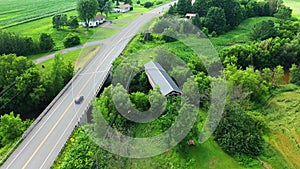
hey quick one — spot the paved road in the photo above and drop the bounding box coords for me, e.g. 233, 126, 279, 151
1, 2, 174, 169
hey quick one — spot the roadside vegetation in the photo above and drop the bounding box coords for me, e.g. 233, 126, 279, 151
53, 0, 300, 168
1, 0, 300, 168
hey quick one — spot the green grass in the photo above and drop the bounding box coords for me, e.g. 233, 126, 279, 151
112, 21, 129, 27
0, 0, 76, 29
37, 44, 102, 74
5, 10, 118, 51
210, 17, 277, 50
132, 6, 150, 13
284, 0, 300, 18
106, 12, 140, 21
261, 84, 300, 169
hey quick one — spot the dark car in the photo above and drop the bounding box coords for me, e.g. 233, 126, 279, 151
74, 96, 84, 104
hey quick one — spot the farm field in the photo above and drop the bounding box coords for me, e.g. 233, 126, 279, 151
0, 0, 77, 29
5, 10, 119, 50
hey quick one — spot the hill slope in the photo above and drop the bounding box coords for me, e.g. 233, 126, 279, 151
263, 85, 300, 169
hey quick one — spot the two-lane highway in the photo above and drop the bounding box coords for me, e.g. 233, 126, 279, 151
1, 2, 174, 169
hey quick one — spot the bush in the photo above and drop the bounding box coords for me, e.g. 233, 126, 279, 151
144, 1, 153, 8
63, 33, 80, 48
211, 31, 217, 37
155, 1, 163, 5
39, 33, 55, 51
137, 0, 140, 4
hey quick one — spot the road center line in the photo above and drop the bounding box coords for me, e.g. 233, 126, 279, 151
22, 20, 140, 169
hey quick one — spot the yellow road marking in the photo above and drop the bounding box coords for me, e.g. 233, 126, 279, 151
22, 102, 73, 169
22, 20, 140, 169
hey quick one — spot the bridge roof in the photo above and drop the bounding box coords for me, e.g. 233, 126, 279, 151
144, 61, 181, 96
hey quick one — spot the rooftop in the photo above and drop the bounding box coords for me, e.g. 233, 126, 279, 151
144, 61, 181, 96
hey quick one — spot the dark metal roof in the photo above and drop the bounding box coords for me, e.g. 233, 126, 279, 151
144, 61, 181, 96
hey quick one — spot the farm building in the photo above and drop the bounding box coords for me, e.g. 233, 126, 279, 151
113, 4, 131, 13
144, 61, 181, 96
82, 14, 106, 27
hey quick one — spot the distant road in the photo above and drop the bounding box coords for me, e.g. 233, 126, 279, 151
1, 2, 174, 169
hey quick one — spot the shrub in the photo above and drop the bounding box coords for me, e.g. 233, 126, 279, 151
144, 1, 153, 8
137, 0, 140, 4
39, 33, 55, 51
63, 33, 80, 48
155, 1, 163, 5
211, 31, 217, 37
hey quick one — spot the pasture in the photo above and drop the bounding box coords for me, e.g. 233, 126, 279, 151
0, 0, 76, 29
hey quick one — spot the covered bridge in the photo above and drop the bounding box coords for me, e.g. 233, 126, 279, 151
144, 61, 181, 96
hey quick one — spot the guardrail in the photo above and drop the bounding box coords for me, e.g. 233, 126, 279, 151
22, 66, 86, 139
78, 65, 112, 125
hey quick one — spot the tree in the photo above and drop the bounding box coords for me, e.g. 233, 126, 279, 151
103, 1, 112, 17
68, 16, 79, 29
52, 14, 68, 30
98, 0, 108, 14
192, 0, 212, 17
144, 2, 153, 8
129, 92, 150, 111
214, 102, 265, 156
289, 64, 300, 85
250, 20, 277, 41
0, 54, 47, 116
267, 0, 283, 15
0, 112, 27, 146
0, 31, 38, 56
274, 5, 292, 24
63, 33, 80, 48
167, 5, 176, 15
273, 65, 284, 86
39, 33, 55, 51
176, 0, 186, 15
224, 65, 269, 102
211, 0, 244, 28
204, 7, 226, 34
77, 0, 99, 29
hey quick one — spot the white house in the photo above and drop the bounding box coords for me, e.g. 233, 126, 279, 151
113, 4, 131, 13
82, 14, 106, 27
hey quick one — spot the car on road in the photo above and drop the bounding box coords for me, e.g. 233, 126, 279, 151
74, 96, 84, 104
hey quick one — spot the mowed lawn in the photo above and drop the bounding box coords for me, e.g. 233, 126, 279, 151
284, 0, 300, 18
0, 0, 77, 29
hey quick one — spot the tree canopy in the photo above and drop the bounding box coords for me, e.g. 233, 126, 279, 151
77, 0, 99, 28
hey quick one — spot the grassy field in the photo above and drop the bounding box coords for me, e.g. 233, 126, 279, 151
262, 84, 300, 169
5, 10, 118, 50
284, 0, 300, 18
0, 0, 76, 29
210, 17, 277, 50
37, 44, 102, 74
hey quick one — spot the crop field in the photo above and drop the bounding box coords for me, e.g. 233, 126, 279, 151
0, 0, 77, 29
